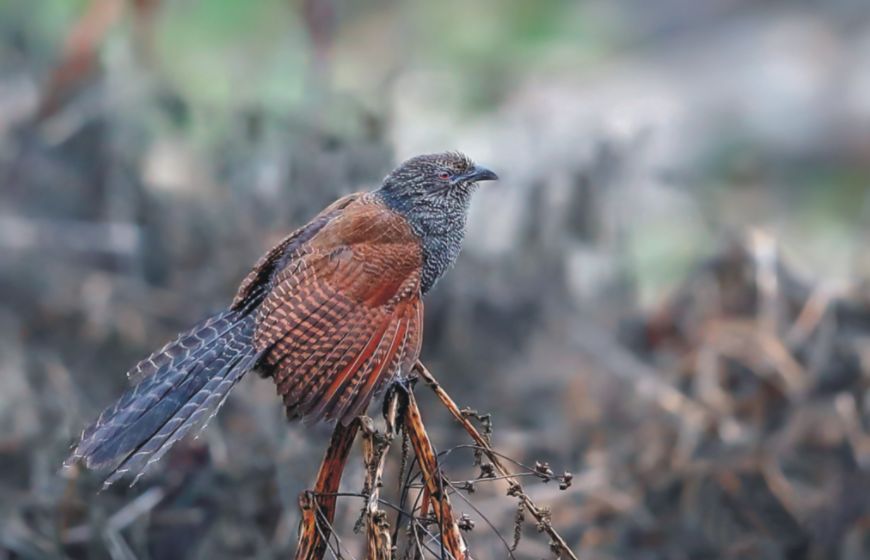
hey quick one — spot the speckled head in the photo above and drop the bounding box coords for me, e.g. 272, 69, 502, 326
377, 151, 499, 293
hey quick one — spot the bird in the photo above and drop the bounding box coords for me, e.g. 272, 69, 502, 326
65, 151, 498, 487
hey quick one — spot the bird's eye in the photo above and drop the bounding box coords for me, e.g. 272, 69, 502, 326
437, 171, 451, 181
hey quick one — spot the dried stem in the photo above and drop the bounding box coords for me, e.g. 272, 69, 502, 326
399, 384, 468, 560
414, 361, 579, 560
359, 391, 399, 559
295, 363, 572, 559
295, 419, 360, 560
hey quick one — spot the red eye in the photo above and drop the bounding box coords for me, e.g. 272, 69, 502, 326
438, 171, 450, 180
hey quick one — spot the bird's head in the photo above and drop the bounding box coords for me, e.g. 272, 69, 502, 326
378, 151, 498, 214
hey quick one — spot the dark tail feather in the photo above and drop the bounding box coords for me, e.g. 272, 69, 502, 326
74, 310, 244, 454
126, 310, 242, 384
66, 310, 261, 487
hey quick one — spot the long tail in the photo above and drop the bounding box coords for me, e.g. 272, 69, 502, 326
65, 309, 261, 488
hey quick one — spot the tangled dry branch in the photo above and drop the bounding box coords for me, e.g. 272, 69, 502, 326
293, 362, 578, 559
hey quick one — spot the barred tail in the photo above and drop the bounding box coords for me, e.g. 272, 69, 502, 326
65, 310, 261, 488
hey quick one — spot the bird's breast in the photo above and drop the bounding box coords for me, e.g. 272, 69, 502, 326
374, 188, 471, 294
419, 227, 465, 293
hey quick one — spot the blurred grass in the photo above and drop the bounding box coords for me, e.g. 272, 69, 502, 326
154, 0, 306, 108
1, 0, 870, 557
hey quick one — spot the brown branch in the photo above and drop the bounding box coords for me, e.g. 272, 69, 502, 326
37, 0, 124, 120
419, 486, 431, 520
295, 419, 360, 560
400, 384, 468, 560
295, 367, 574, 558
359, 392, 399, 559
414, 361, 579, 560
785, 284, 835, 347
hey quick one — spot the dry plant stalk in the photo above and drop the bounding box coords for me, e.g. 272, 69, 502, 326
401, 386, 469, 559
295, 419, 360, 560
359, 393, 399, 559
295, 363, 575, 559
414, 361, 579, 560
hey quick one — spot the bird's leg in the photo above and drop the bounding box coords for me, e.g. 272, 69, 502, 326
413, 360, 579, 560
381, 381, 409, 432
295, 418, 360, 560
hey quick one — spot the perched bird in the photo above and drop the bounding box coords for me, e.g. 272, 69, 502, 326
66, 151, 498, 486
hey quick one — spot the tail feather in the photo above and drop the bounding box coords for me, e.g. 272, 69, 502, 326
85, 356, 215, 468
75, 311, 247, 455
126, 310, 239, 384
66, 310, 259, 487
103, 349, 258, 488
74, 337, 220, 465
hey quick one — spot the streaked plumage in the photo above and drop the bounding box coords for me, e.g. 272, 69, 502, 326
65, 151, 498, 486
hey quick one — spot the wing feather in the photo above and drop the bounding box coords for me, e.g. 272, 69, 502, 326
342, 302, 412, 424
253, 195, 424, 423
306, 313, 397, 421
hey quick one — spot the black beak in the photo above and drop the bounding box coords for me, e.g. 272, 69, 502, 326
464, 164, 499, 183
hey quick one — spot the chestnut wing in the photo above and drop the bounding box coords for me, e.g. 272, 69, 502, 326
252, 197, 424, 424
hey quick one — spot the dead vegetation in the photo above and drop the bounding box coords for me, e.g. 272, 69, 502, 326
295, 364, 577, 559
2, 2, 870, 558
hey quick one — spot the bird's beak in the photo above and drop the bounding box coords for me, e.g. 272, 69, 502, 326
463, 164, 499, 183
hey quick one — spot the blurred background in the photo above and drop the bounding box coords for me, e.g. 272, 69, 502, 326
1, 0, 870, 558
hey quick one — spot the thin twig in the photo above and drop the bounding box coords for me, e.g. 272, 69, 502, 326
415, 361, 579, 560
444, 478, 518, 559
